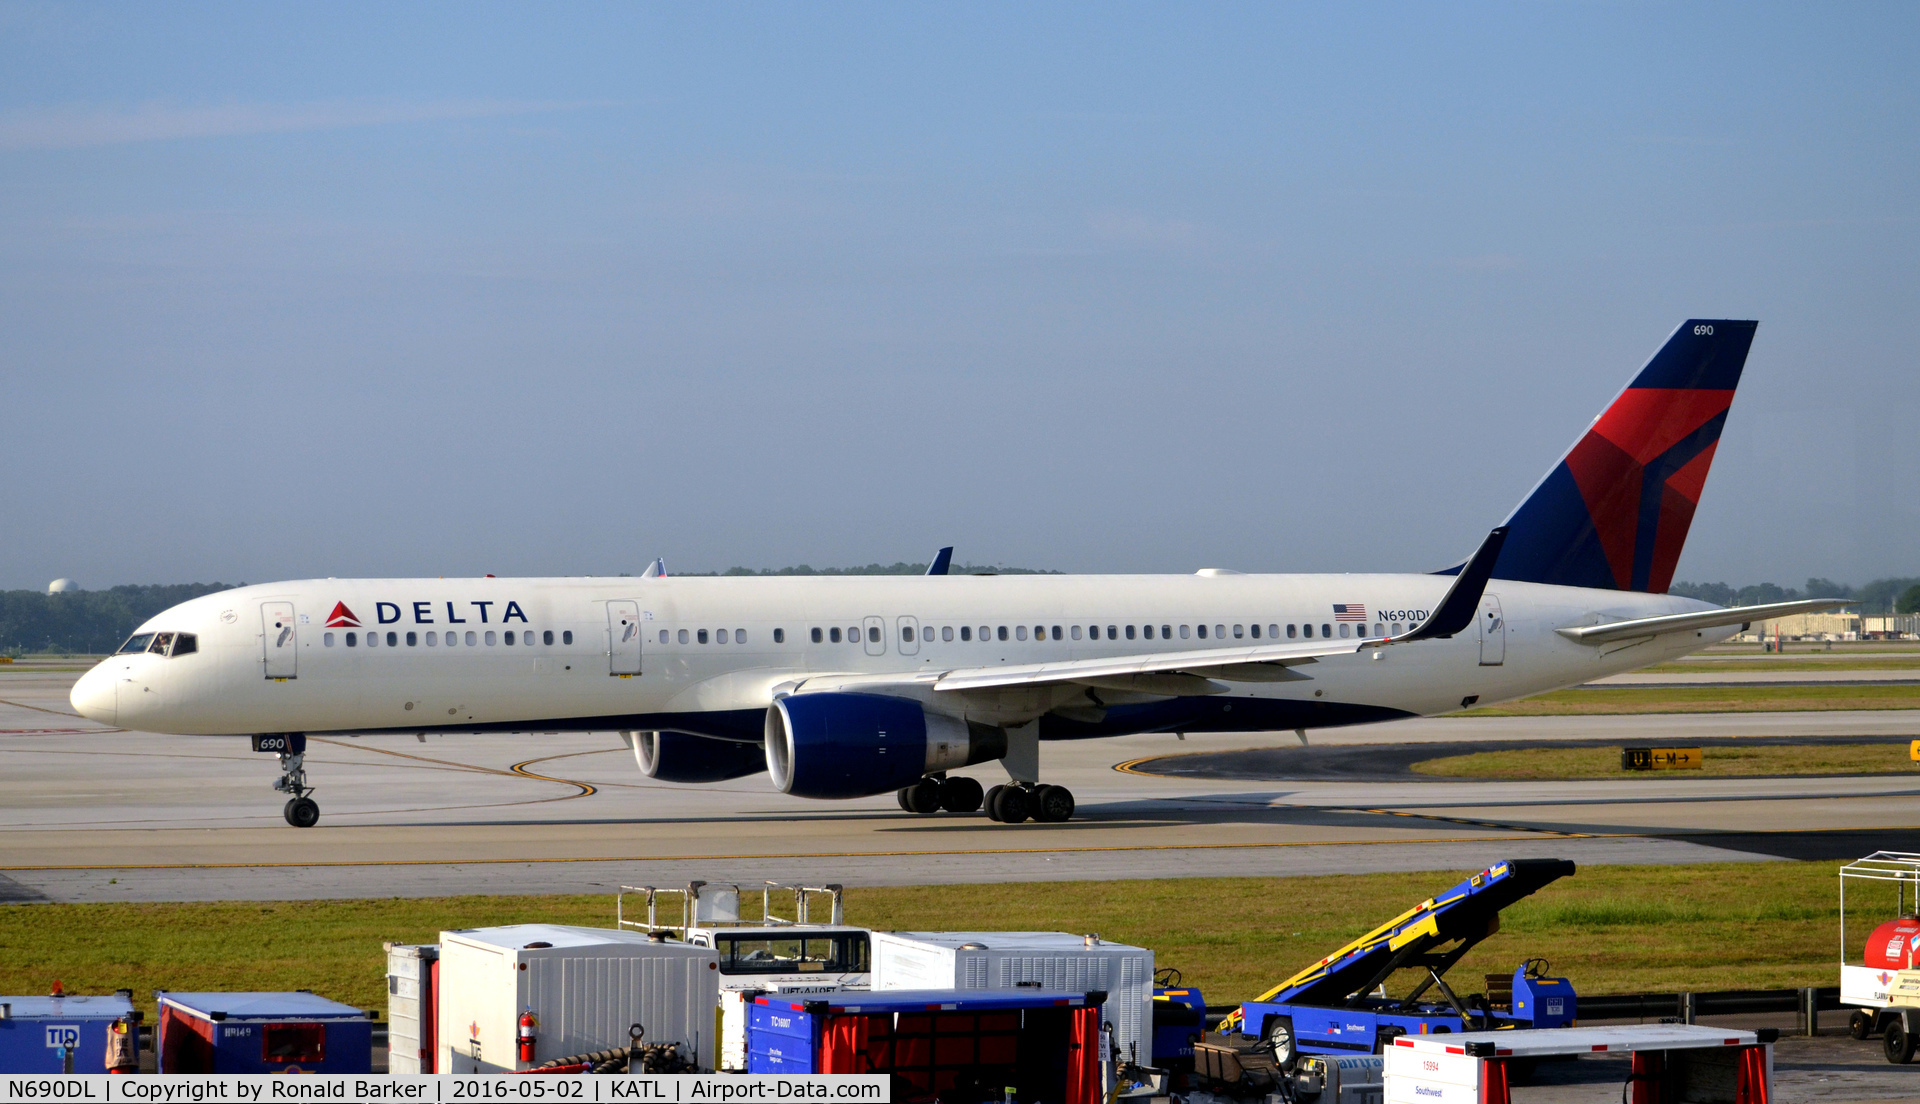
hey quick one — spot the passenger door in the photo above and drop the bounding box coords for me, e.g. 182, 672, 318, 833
607, 600, 643, 676
1478, 594, 1506, 666
261, 601, 297, 679
862, 615, 886, 657
897, 615, 920, 656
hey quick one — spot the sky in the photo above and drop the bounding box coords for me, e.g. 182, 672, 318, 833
1, 3, 1915, 590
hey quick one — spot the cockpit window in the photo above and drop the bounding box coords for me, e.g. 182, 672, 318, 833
120, 632, 198, 657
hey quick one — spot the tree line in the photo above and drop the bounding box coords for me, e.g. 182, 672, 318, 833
1670, 577, 1920, 615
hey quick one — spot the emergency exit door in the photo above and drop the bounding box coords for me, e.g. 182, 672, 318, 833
1478, 595, 1506, 666
607, 601, 643, 675
261, 601, 297, 679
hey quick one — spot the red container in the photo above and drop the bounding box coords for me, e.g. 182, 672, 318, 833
1864, 918, 1920, 968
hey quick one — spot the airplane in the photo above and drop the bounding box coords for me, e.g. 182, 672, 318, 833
70, 319, 1848, 828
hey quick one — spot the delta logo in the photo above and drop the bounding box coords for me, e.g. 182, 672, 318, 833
326, 602, 362, 628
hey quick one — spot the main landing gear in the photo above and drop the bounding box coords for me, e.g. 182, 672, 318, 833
895, 776, 1076, 823
252, 734, 319, 827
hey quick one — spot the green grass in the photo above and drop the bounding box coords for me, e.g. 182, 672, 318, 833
1456, 683, 1920, 716
1411, 743, 1918, 780
0, 863, 1873, 1017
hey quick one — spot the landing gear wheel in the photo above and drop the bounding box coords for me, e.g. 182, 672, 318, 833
1851, 1010, 1875, 1040
284, 797, 320, 828
940, 776, 984, 814
1031, 785, 1075, 823
1887, 1020, 1917, 1064
992, 785, 1033, 824
983, 785, 1007, 822
901, 778, 943, 815
1263, 1015, 1298, 1073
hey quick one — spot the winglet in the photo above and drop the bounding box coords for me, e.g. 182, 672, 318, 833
641, 558, 666, 579
926, 547, 954, 576
1400, 527, 1508, 642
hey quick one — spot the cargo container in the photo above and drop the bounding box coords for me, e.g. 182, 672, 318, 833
745, 986, 1104, 1103
155, 991, 372, 1074
870, 931, 1152, 1066
0, 992, 137, 1074
384, 943, 439, 1074
438, 924, 719, 1073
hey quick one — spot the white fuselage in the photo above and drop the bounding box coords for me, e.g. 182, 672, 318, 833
71, 573, 1728, 741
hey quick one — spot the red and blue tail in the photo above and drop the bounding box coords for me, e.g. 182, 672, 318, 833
1490, 319, 1757, 594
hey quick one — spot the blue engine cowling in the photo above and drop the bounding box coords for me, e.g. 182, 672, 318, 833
765, 692, 1004, 799
633, 729, 768, 783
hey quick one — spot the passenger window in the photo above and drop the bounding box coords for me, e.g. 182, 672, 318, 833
1070, 625, 1082, 640
811, 628, 823, 643
1233, 625, 1244, 639
1125, 625, 1136, 640
471, 631, 481, 645
345, 632, 357, 648
367, 632, 378, 648
324, 632, 335, 647
718, 629, 729, 644
544, 630, 555, 645
698, 629, 710, 644
407, 632, 418, 647
485, 631, 496, 645
1322, 624, 1332, 637
774, 628, 786, 644
1270, 624, 1280, 638
562, 630, 572, 645
901, 626, 913, 643
829, 627, 841, 643
1249, 624, 1259, 639
1374, 623, 1384, 637
1215, 624, 1226, 639
1162, 625, 1172, 639
1016, 626, 1028, 641
504, 631, 514, 645
867, 626, 880, 644
1142, 625, 1153, 640
679, 629, 691, 644
1197, 625, 1207, 639
430, 631, 442, 646
1107, 625, 1118, 640
1339, 624, 1350, 638
1288, 625, 1298, 639
923, 626, 934, 642
1180, 625, 1190, 639
659, 630, 669, 644
941, 626, 953, 642
961, 626, 972, 641
736, 629, 747, 643
998, 626, 1009, 641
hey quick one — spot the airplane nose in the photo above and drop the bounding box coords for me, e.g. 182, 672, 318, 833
70, 666, 117, 725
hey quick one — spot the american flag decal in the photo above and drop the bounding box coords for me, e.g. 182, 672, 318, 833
1333, 604, 1367, 621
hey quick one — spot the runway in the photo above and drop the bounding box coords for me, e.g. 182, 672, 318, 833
4, 665, 1920, 903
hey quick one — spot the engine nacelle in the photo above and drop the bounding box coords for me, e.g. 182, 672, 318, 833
765, 693, 1006, 799
630, 729, 767, 783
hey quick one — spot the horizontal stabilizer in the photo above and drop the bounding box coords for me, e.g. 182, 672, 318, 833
1554, 598, 1854, 645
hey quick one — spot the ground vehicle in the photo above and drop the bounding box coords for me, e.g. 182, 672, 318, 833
1225, 859, 1578, 1067
1836, 851, 1920, 1062
1150, 971, 1208, 1070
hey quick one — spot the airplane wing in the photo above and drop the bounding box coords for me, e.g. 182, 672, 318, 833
799, 528, 1514, 696
1554, 598, 1854, 645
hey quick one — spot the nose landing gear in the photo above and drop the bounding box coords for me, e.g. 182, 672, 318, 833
252, 734, 319, 828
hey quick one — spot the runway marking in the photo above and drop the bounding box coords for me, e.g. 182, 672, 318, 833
1318, 805, 1593, 837
0, 832, 1571, 872
0, 698, 103, 721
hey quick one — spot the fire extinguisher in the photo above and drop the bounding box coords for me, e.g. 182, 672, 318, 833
517, 1009, 538, 1065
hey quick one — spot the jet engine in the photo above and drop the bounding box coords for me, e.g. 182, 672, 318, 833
765, 692, 1006, 799
630, 729, 767, 783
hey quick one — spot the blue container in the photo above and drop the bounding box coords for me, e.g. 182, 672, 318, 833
0, 993, 137, 1074
746, 988, 1095, 1076
156, 992, 372, 1074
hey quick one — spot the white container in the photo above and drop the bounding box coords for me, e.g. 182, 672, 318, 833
684, 924, 871, 1072
437, 924, 718, 1073
870, 931, 1153, 1065
384, 943, 439, 1075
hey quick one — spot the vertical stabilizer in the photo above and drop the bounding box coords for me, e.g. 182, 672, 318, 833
1491, 319, 1756, 593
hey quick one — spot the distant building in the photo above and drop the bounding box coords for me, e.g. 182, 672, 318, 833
1737, 611, 1864, 642
1864, 615, 1920, 640
47, 578, 78, 594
